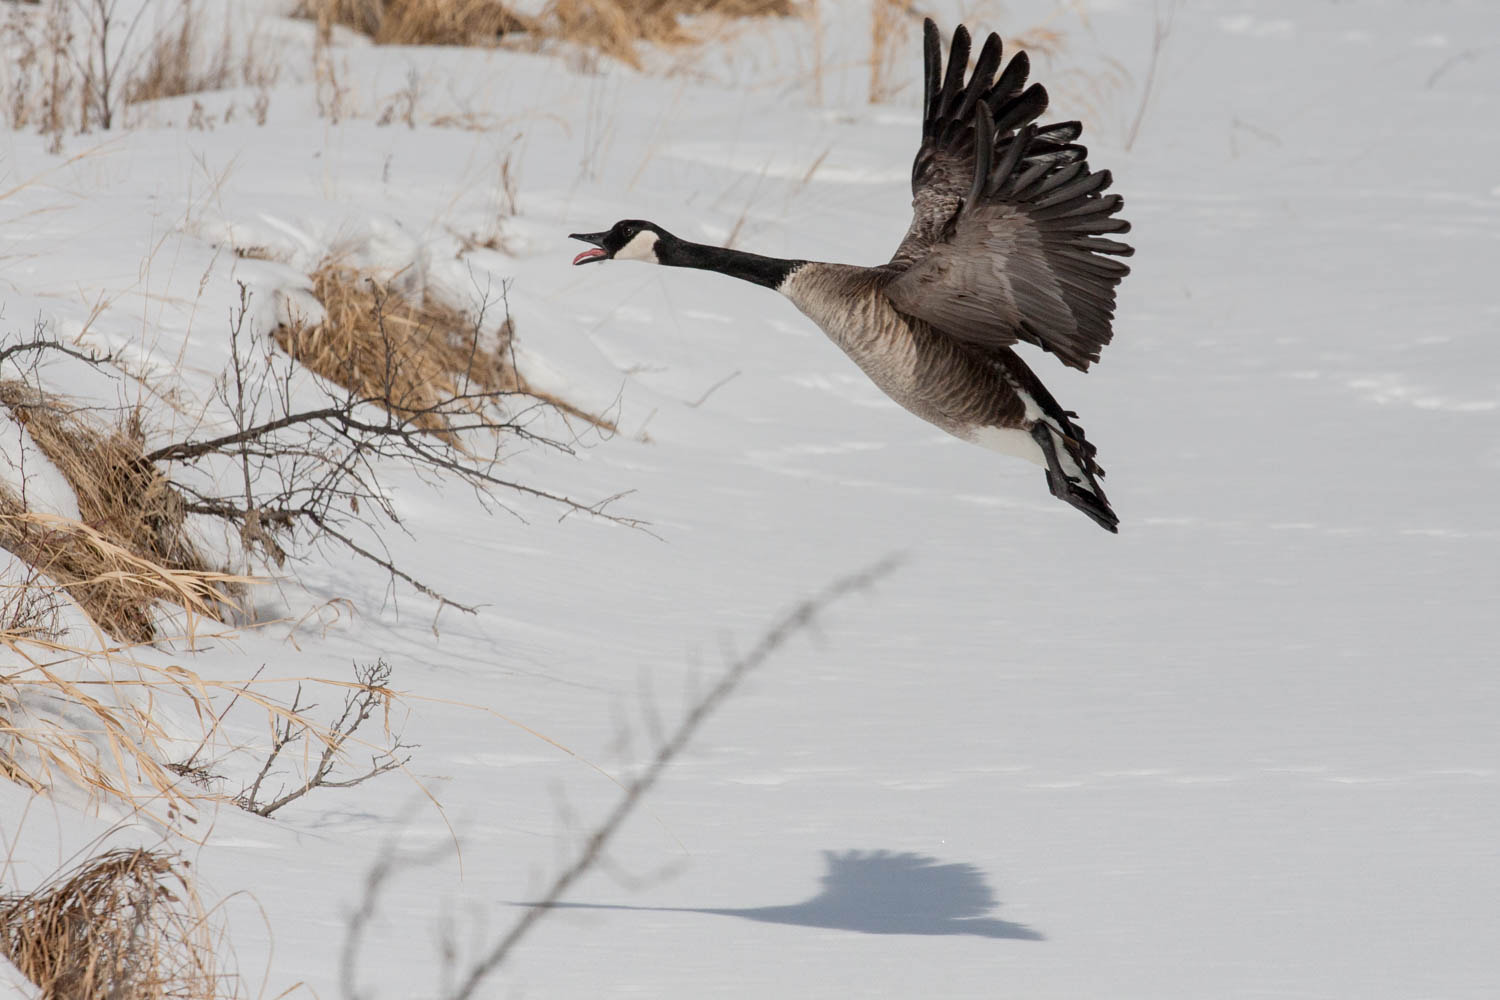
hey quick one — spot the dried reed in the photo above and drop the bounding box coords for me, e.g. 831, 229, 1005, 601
545, 0, 795, 68
301, 0, 534, 45
0, 382, 236, 642
0, 848, 227, 999
121, 0, 274, 108
297, 0, 794, 67
867, 0, 917, 104
0, 585, 408, 819
275, 262, 613, 437
274, 263, 519, 443
0, 509, 245, 647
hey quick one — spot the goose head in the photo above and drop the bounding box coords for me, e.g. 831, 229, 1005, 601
569, 220, 672, 265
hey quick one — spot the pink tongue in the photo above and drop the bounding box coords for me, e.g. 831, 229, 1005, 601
572, 248, 605, 264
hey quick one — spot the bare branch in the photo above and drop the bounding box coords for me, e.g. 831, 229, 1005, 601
312, 520, 478, 616
237, 659, 414, 817
444, 556, 903, 999
0, 329, 116, 372
1124, 0, 1179, 152
141, 280, 644, 610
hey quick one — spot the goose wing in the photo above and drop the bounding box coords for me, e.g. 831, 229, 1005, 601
886, 20, 1132, 372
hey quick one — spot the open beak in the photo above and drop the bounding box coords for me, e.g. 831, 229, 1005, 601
569, 231, 609, 265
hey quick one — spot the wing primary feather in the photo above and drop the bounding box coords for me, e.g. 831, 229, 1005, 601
950, 34, 1003, 136
1031, 193, 1123, 222
983, 50, 1031, 108
1026, 161, 1087, 200
1051, 272, 1119, 307
1033, 121, 1083, 144
985, 123, 1034, 198
991, 82, 1049, 135
1066, 216, 1132, 235
967, 104, 996, 210
1007, 157, 1052, 199
922, 19, 942, 136
1031, 146, 1088, 169
1028, 168, 1102, 206
938, 25, 973, 120
1055, 250, 1132, 276
1067, 236, 1135, 256
1031, 169, 1113, 210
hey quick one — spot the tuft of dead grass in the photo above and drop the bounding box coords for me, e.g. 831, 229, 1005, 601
125, 2, 226, 107
543, 0, 795, 68
0, 528, 250, 809
0, 587, 410, 821
275, 262, 614, 438
302, 0, 535, 45
867, 0, 919, 104
298, 0, 794, 68
0, 510, 246, 647
0, 382, 236, 643
0, 847, 227, 999
276, 263, 518, 442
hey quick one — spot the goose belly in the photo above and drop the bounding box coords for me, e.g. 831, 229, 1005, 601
780, 266, 1043, 461
858, 350, 1048, 469
784, 279, 934, 418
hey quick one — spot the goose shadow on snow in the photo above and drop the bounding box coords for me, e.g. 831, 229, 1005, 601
512, 849, 1044, 940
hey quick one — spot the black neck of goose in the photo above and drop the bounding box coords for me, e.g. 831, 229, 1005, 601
656, 238, 803, 290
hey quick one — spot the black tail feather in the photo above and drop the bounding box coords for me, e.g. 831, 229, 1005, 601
1030, 424, 1119, 533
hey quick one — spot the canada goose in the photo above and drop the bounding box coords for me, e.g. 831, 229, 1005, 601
570, 19, 1132, 532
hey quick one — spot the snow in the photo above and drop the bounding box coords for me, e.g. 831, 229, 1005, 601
2, 1, 1498, 998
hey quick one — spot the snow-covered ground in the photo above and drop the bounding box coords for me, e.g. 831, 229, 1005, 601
2, 0, 1498, 997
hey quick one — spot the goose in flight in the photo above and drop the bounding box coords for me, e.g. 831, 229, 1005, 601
570, 19, 1132, 531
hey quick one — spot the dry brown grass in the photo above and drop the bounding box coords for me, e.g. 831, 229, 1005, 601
298, 0, 794, 68
0, 578, 409, 821
1, 0, 79, 149
0, 509, 245, 647
0, 848, 228, 999
0, 382, 238, 643
0, 515, 250, 811
275, 262, 614, 437
543, 0, 794, 68
867, 0, 919, 104
275, 264, 520, 443
304, 0, 534, 46
123, 1, 280, 114
0, 562, 228, 809
126, 3, 220, 106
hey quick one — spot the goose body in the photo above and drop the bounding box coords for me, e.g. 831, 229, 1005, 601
571, 19, 1132, 532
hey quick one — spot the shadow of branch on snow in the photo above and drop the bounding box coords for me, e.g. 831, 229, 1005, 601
512, 849, 1043, 940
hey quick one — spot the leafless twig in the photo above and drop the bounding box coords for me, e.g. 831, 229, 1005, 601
1425, 47, 1482, 90
145, 282, 644, 612
1124, 0, 1179, 152
442, 556, 903, 999
0, 322, 116, 372
236, 658, 413, 817
685, 370, 740, 408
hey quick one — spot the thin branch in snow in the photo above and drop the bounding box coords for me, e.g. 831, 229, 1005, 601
1124, 0, 1179, 152
439, 555, 903, 1000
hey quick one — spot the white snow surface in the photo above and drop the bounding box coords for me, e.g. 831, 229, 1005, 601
2, 1, 1498, 997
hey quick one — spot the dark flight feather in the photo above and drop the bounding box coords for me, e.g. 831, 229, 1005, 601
885, 19, 1134, 372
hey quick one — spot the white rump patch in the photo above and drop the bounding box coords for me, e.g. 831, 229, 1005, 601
969, 424, 1092, 488
615, 230, 660, 262
969, 425, 1046, 466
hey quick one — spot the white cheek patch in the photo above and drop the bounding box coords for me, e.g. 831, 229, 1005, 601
614, 231, 660, 262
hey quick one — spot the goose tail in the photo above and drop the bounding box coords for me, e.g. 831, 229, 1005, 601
1029, 422, 1118, 533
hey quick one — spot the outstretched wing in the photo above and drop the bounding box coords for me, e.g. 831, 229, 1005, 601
889, 20, 1080, 269
886, 20, 1132, 372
